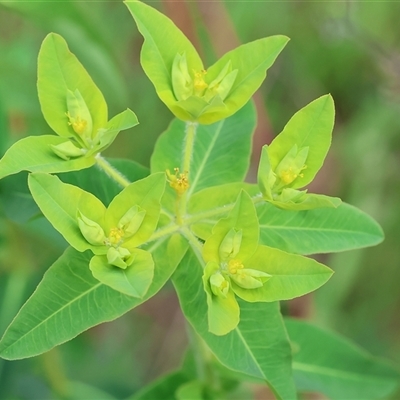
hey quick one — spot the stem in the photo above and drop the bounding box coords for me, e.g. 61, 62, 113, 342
95, 154, 131, 188
181, 226, 204, 263
41, 348, 69, 400
182, 122, 198, 174
176, 122, 198, 225
148, 223, 180, 242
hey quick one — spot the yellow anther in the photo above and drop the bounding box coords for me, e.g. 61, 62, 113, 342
193, 70, 208, 93
166, 167, 190, 195
279, 165, 306, 185
228, 259, 244, 275
108, 227, 125, 246
66, 111, 88, 135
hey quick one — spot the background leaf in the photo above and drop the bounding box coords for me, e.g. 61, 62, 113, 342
172, 249, 296, 400
257, 202, 384, 255
286, 318, 400, 399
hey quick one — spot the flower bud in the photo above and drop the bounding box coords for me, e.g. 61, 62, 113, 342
171, 53, 193, 101
66, 89, 93, 139
230, 268, 271, 289
275, 145, 309, 187
209, 272, 230, 298
206, 60, 238, 101
50, 141, 85, 160
106, 246, 132, 269
77, 211, 106, 246
219, 228, 242, 261
118, 205, 146, 237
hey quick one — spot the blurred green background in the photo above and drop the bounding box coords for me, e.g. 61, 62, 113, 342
0, 1, 399, 398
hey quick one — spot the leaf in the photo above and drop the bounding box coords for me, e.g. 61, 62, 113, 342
0, 236, 180, 360
188, 183, 259, 240
151, 101, 255, 211
28, 172, 107, 253
267, 95, 335, 188
201, 35, 289, 124
285, 318, 400, 400
0, 135, 95, 180
203, 191, 259, 264
60, 158, 149, 206
90, 248, 154, 297
172, 249, 296, 400
94, 108, 139, 154
257, 202, 384, 255
124, 0, 202, 122
231, 245, 333, 302
38, 33, 108, 138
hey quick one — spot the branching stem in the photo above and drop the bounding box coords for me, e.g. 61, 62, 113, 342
95, 154, 131, 188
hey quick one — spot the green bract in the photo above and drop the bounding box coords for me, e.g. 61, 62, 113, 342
0, 33, 138, 179
28, 172, 166, 297
258, 95, 341, 210
124, 0, 288, 124
202, 191, 333, 335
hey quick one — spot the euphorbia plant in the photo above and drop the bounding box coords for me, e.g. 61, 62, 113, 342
0, 1, 397, 399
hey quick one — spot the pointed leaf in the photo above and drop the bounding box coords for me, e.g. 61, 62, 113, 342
200, 35, 289, 124
172, 249, 296, 400
268, 95, 335, 188
0, 135, 95, 179
38, 33, 107, 138
286, 319, 400, 400
28, 172, 107, 253
258, 202, 384, 255
0, 236, 181, 360
124, 0, 202, 122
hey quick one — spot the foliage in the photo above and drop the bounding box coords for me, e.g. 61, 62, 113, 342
0, 1, 398, 399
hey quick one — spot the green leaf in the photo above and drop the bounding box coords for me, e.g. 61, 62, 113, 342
124, 0, 202, 122
231, 245, 333, 302
93, 108, 139, 154
172, 249, 296, 400
90, 248, 154, 297
38, 33, 107, 138
0, 135, 95, 180
28, 172, 107, 253
202, 35, 289, 124
176, 380, 204, 400
188, 183, 259, 240
286, 319, 400, 400
60, 158, 149, 206
257, 202, 384, 255
151, 101, 255, 211
0, 236, 180, 360
203, 191, 259, 264
268, 95, 335, 188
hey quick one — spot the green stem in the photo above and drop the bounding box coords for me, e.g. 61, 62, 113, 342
181, 226, 204, 263
176, 122, 198, 225
148, 223, 180, 242
41, 348, 69, 400
95, 154, 131, 188
182, 122, 198, 174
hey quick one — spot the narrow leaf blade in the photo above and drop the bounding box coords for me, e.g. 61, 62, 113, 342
258, 202, 384, 255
